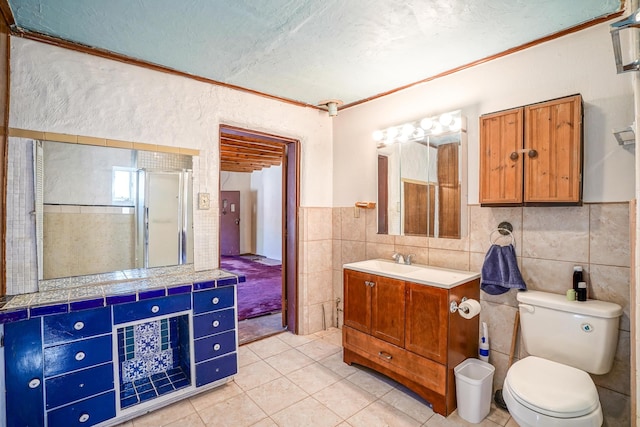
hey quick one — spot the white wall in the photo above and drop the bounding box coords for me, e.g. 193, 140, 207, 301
10, 37, 333, 272
333, 21, 635, 206
252, 165, 283, 260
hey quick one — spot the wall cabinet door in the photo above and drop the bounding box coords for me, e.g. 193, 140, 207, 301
370, 275, 405, 347
479, 107, 523, 205
479, 95, 582, 205
524, 95, 582, 203
405, 282, 449, 364
343, 270, 373, 334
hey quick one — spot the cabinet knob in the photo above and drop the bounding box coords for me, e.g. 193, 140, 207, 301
75, 351, 86, 361
509, 151, 519, 161
28, 378, 41, 389
151, 305, 160, 313
212, 297, 220, 305
213, 343, 221, 351
73, 321, 85, 331
212, 320, 220, 328
527, 149, 538, 158
78, 413, 90, 423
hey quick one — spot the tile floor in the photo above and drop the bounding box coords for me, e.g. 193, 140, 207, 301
116, 328, 517, 427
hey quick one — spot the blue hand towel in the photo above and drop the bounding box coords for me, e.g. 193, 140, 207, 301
481, 244, 526, 295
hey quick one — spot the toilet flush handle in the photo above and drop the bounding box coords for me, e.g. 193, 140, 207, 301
519, 304, 535, 314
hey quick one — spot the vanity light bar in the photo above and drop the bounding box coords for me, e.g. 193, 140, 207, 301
372, 110, 464, 146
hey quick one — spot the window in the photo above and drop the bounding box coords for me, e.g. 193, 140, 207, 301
113, 167, 136, 205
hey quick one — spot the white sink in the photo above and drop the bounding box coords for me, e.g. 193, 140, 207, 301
343, 259, 480, 289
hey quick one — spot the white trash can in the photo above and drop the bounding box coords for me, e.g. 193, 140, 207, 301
454, 358, 495, 423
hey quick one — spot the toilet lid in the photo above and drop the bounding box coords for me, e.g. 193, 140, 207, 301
505, 357, 600, 418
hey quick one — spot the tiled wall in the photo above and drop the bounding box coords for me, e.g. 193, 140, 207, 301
138, 151, 193, 170
330, 202, 631, 426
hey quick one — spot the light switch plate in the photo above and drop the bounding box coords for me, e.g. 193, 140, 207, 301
198, 192, 210, 210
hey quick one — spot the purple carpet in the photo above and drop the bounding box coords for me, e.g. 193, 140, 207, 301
220, 256, 282, 321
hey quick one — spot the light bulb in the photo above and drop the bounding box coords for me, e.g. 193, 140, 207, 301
432, 124, 443, 135
413, 128, 425, 139
402, 123, 415, 137
372, 130, 384, 141
420, 117, 433, 130
386, 127, 398, 138
451, 117, 462, 131
439, 113, 453, 126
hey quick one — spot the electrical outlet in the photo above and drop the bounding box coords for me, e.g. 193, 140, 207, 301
198, 192, 210, 210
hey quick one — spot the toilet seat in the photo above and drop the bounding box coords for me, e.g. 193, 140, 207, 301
505, 356, 600, 418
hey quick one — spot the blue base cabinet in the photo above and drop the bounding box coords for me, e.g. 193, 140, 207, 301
3, 285, 238, 427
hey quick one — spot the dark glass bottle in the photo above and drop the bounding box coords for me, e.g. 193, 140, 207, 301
573, 266, 583, 291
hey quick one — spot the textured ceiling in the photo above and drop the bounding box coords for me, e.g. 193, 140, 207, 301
6, 0, 622, 107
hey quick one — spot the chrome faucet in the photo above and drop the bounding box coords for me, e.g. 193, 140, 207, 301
392, 252, 416, 265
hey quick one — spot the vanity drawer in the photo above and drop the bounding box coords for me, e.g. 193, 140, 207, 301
113, 293, 191, 324
46, 363, 114, 409
47, 390, 115, 427
193, 286, 235, 314
44, 335, 113, 378
194, 330, 236, 363
193, 308, 235, 338
43, 307, 112, 345
195, 352, 237, 387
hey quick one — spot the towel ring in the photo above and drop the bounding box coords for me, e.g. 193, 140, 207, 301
489, 228, 515, 247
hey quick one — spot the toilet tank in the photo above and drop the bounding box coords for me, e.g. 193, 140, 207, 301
517, 290, 622, 375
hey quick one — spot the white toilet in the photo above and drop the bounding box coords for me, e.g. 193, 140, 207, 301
503, 290, 622, 427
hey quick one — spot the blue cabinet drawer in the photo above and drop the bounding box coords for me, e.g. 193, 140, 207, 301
44, 307, 112, 345
113, 294, 191, 324
193, 286, 235, 314
194, 330, 236, 363
5, 318, 45, 427
195, 352, 238, 387
44, 335, 112, 377
193, 308, 235, 339
47, 390, 116, 427
46, 363, 114, 409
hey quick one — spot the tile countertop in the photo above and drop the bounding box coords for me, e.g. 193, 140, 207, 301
0, 264, 245, 324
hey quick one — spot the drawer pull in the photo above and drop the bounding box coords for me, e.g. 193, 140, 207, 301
212, 320, 220, 328
78, 413, 90, 423
378, 351, 392, 361
151, 305, 160, 313
75, 351, 86, 361
28, 378, 41, 389
212, 297, 220, 305
73, 321, 85, 330
213, 343, 221, 351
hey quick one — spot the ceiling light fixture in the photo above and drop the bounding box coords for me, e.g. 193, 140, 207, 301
318, 99, 343, 117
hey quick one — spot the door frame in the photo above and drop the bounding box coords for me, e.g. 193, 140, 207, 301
218, 125, 300, 333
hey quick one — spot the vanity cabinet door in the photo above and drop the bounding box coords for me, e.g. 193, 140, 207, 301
343, 270, 373, 334
405, 282, 449, 364
370, 275, 405, 347
4, 318, 45, 427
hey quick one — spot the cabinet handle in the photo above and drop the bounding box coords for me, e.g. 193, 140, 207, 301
151, 305, 160, 313
213, 343, 221, 351
78, 413, 90, 423
509, 151, 519, 161
75, 351, 86, 361
527, 149, 538, 158
369, 281, 376, 287
378, 351, 392, 361
28, 378, 41, 389
212, 320, 220, 328
73, 321, 85, 331
212, 297, 220, 305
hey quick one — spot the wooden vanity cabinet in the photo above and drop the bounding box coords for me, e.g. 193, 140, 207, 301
343, 269, 480, 416
480, 94, 583, 205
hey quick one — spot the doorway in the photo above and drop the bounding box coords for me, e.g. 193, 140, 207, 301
218, 126, 299, 344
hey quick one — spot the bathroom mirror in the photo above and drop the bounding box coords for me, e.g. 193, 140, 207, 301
376, 111, 467, 238
36, 140, 194, 280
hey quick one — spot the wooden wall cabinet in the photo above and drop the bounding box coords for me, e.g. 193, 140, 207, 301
480, 94, 583, 205
343, 269, 479, 416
